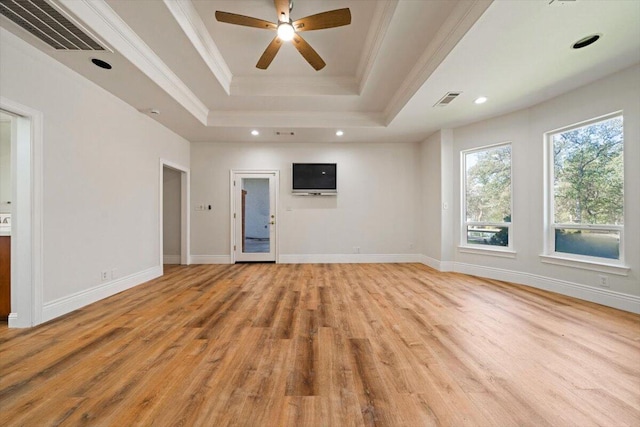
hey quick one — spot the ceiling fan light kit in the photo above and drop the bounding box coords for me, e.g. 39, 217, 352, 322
277, 22, 295, 41
215, 0, 351, 71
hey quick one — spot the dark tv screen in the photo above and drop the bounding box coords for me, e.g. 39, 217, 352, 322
292, 163, 337, 192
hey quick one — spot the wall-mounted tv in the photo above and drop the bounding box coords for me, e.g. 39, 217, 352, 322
292, 163, 337, 194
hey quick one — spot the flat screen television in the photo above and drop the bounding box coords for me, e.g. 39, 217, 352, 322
292, 163, 337, 194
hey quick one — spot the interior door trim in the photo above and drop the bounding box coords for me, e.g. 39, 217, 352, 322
159, 159, 190, 269
229, 170, 279, 264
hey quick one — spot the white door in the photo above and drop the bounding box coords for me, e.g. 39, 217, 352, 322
233, 172, 278, 262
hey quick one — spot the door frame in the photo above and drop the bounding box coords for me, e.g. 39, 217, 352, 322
1, 97, 44, 328
229, 170, 279, 264
159, 159, 190, 270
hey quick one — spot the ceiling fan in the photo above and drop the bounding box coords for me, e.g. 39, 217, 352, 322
215, 0, 351, 71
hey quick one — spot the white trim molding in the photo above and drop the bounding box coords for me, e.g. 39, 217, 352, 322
163, 255, 181, 265
418, 255, 454, 272
230, 76, 358, 97
57, 0, 209, 125
458, 246, 517, 258
539, 254, 629, 276
1, 96, 44, 328
384, 0, 492, 124
163, 0, 395, 98
42, 266, 162, 323
453, 262, 639, 314
190, 255, 232, 264
207, 110, 385, 129
280, 254, 424, 264
162, 0, 232, 94
160, 159, 191, 268
230, 170, 280, 264
356, 1, 399, 94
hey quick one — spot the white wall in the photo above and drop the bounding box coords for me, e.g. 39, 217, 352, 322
163, 167, 181, 261
0, 29, 190, 320
449, 64, 640, 308
190, 142, 422, 262
420, 129, 455, 271
440, 129, 454, 266
421, 131, 442, 262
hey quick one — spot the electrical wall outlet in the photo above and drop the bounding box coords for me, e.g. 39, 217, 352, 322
101, 271, 108, 281
598, 275, 608, 287
598, 275, 609, 288
353, 247, 360, 254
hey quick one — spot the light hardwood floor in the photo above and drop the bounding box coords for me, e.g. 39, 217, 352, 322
1, 263, 639, 426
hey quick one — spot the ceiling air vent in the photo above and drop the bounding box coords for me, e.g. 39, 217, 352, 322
0, 0, 105, 50
275, 131, 295, 136
434, 91, 462, 107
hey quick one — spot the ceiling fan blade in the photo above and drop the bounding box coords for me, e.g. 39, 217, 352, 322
215, 11, 277, 30
274, 0, 290, 22
256, 36, 283, 69
292, 33, 326, 71
293, 8, 351, 32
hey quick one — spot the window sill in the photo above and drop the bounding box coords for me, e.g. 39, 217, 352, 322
539, 254, 630, 276
458, 246, 517, 258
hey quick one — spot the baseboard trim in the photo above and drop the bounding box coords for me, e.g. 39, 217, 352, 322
453, 262, 640, 314
190, 255, 231, 264
416, 255, 455, 272
42, 266, 163, 323
440, 261, 455, 272
163, 255, 181, 264
7, 312, 23, 328
279, 254, 423, 264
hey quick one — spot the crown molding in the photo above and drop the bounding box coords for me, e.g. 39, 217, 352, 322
230, 76, 358, 96
383, 0, 493, 125
165, 0, 363, 98
56, 0, 209, 125
355, 0, 398, 95
162, 0, 232, 95
207, 110, 384, 128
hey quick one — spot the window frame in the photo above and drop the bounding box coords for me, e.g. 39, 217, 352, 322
460, 142, 514, 254
543, 111, 626, 268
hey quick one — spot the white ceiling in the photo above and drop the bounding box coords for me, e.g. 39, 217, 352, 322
1, 0, 639, 144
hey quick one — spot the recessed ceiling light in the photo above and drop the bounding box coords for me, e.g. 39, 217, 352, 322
251, 130, 259, 136
572, 34, 600, 50
91, 58, 112, 69
474, 96, 488, 105
336, 130, 344, 136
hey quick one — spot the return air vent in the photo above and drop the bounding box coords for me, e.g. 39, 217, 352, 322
434, 91, 462, 107
0, 0, 105, 50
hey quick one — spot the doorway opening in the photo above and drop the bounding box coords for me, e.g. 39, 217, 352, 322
0, 98, 44, 328
163, 166, 182, 265
0, 110, 14, 325
231, 171, 279, 263
159, 160, 190, 270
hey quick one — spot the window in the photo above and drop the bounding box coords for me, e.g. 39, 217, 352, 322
462, 143, 512, 250
547, 113, 624, 262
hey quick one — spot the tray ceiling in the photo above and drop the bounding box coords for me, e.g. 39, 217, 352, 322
1, 0, 638, 143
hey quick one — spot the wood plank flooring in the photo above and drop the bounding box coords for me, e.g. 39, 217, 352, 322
0, 263, 639, 426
